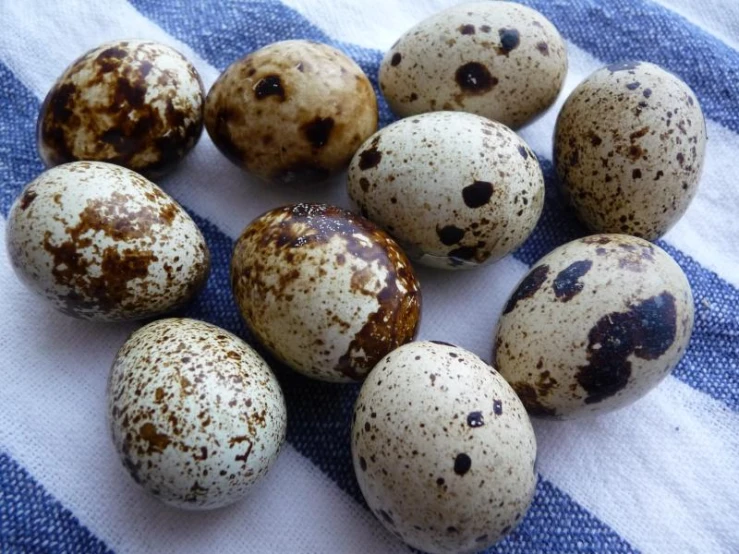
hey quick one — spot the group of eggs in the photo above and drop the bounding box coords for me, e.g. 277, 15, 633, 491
5, 2, 705, 553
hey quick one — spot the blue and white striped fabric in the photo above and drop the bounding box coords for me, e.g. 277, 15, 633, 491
1, 1, 737, 552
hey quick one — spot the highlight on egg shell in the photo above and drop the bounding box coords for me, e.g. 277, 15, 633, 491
37, 39, 205, 178
352, 341, 537, 554
5, 161, 210, 321
230, 203, 421, 382
494, 234, 694, 419
554, 61, 707, 240
108, 318, 287, 510
205, 40, 378, 185
347, 111, 544, 269
379, 1, 567, 129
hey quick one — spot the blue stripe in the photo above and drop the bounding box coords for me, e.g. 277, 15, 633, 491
127, 0, 739, 412
0, 451, 113, 554
521, 0, 739, 135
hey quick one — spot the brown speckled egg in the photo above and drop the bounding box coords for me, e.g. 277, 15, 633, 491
205, 40, 378, 184
379, 1, 567, 129
555, 61, 707, 240
37, 40, 205, 178
348, 112, 544, 269
494, 234, 694, 419
230, 203, 421, 382
108, 318, 287, 510
352, 341, 537, 554
5, 161, 210, 321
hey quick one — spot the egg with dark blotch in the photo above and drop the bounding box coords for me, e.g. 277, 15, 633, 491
108, 318, 287, 510
230, 203, 421, 382
5, 161, 210, 321
205, 40, 378, 185
348, 112, 544, 269
380, 1, 567, 129
555, 61, 707, 240
37, 40, 205, 178
494, 234, 694, 419
352, 341, 537, 554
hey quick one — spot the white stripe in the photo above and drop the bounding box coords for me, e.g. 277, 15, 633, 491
0, 217, 409, 554
282, 0, 739, 290
534, 377, 739, 553
652, 0, 739, 53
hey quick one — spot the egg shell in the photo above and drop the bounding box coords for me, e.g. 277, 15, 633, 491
108, 318, 287, 510
379, 1, 567, 129
37, 40, 204, 178
352, 341, 537, 554
204, 40, 378, 184
230, 203, 421, 382
494, 234, 694, 419
554, 61, 707, 240
348, 112, 544, 269
5, 161, 210, 321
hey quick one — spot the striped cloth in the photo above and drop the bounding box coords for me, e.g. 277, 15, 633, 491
0, 1, 737, 552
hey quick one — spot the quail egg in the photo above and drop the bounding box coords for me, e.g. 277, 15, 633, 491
494, 234, 694, 418
205, 40, 378, 184
554, 61, 707, 239
108, 318, 287, 509
5, 161, 210, 320
230, 203, 421, 382
379, 1, 567, 128
37, 40, 204, 178
348, 111, 544, 269
352, 340, 537, 553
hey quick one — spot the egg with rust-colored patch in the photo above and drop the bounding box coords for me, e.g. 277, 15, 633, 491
5, 161, 210, 321
108, 318, 287, 509
230, 203, 421, 382
352, 341, 537, 554
494, 234, 694, 419
555, 61, 707, 240
37, 40, 205, 178
380, 1, 567, 129
348, 112, 544, 269
204, 40, 378, 185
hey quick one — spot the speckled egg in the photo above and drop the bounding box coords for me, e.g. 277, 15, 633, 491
352, 341, 537, 554
231, 203, 421, 382
5, 161, 210, 321
379, 1, 567, 129
555, 61, 707, 240
205, 40, 378, 184
348, 112, 544, 269
494, 234, 694, 419
37, 40, 204, 178
108, 318, 287, 509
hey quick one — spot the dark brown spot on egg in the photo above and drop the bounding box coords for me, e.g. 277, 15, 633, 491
359, 177, 370, 192
301, 116, 335, 148
643, 88, 652, 98
467, 411, 484, 427
448, 246, 477, 266
536, 41, 550, 56
455, 63, 497, 94
577, 292, 677, 404
358, 146, 382, 170
553, 260, 592, 302
359, 456, 367, 471
493, 400, 503, 415
512, 382, 556, 417
503, 264, 549, 314
459, 24, 476, 35
390, 53, 402, 66
626, 82, 641, 90
19, 190, 37, 210
518, 145, 529, 159
254, 74, 285, 100
453, 453, 472, 475
139, 422, 170, 454
497, 28, 520, 54
436, 225, 465, 245
462, 181, 494, 208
